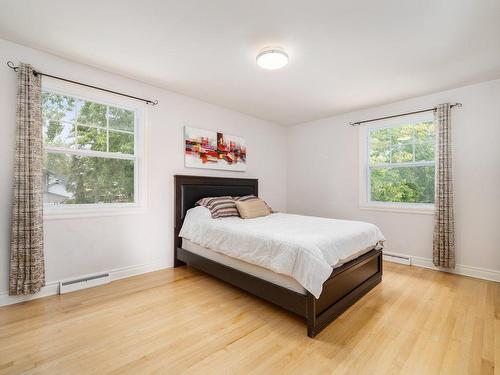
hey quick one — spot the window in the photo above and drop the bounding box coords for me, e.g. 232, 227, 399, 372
359, 113, 435, 212
42, 81, 145, 216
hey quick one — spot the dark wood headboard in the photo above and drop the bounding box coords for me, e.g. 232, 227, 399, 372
174, 175, 258, 266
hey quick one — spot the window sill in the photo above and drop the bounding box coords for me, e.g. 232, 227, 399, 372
359, 203, 435, 215
44, 205, 148, 220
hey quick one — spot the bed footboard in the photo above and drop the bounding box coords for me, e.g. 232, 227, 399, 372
306, 249, 383, 337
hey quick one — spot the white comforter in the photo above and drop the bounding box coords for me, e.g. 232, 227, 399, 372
179, 207, 385, 298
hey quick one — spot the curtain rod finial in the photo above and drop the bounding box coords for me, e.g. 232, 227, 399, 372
7, 61, 18, 71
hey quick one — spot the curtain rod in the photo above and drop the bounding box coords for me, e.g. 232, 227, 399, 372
349, 102, 462, 126
6, 61, 158, 106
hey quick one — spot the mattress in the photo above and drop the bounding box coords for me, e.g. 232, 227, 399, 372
182, 238, 307, 295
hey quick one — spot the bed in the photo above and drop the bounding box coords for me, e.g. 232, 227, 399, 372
174, 175, 383, 337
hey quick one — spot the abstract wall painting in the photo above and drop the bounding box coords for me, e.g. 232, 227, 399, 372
184, 126, 247, 171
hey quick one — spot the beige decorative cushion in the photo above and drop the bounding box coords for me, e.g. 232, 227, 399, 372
234, 195, 274, 213
235, 198, 271, 219
233, 195, 258, 202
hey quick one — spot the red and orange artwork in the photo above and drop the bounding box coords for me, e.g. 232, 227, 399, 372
184, 127, 246, 171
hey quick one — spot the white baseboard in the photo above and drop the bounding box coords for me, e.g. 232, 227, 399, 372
384, 252, 500, 283
409, 256, 500, 283
109, 261, 168, 282
0, 260, 169, 307
0, 282, 60, 307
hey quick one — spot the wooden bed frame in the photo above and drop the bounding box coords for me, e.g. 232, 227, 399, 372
174, 175, 383, 337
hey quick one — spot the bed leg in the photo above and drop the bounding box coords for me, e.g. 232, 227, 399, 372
174, 246, 186, 268
174, 258, 186, 268
306, 293, 317, 338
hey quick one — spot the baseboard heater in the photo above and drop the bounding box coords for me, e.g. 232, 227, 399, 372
383, 252, 411, 266
59, 273, 110, 294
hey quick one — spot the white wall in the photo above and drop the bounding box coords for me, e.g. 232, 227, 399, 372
287, 79, 500, 272
0, 38, 287, 295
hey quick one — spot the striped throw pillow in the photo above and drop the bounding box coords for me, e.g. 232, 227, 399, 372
196, 196, 239, 219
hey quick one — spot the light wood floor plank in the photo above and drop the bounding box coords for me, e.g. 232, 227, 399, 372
0, 262, 498, 374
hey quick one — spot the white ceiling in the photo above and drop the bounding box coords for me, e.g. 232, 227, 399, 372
1, 0, 499, 125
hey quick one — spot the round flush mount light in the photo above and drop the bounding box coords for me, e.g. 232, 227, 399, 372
256, 47, 289, 70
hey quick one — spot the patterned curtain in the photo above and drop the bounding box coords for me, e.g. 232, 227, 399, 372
433, 103, 455, 268
9, 63, 45, 295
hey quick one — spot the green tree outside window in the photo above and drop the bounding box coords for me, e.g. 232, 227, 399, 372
368, 121, 435, 204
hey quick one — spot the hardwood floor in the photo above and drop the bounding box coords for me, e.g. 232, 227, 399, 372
0, 262, 498, 374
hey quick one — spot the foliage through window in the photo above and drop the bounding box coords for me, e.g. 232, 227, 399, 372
42, 90, 138, 206
366, 119, 435, 205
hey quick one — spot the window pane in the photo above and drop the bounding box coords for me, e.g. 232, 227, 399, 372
109, 107, 134, 131
43, 153, 134, 204
415, 142, 435, 161
370, 122, 435, 164
109, 131, 134, 154
370, 166, 435, 204
42, 92, 77, 122
76, 125, 107, 152
76, 100, 107, 127
44, 120, 75, 148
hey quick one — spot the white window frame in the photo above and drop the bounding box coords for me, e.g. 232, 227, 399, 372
42, 78, 148, 219
358, 112, 435, 214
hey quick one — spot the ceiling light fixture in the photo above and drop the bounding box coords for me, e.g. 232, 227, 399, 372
256, 47, 289, 70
